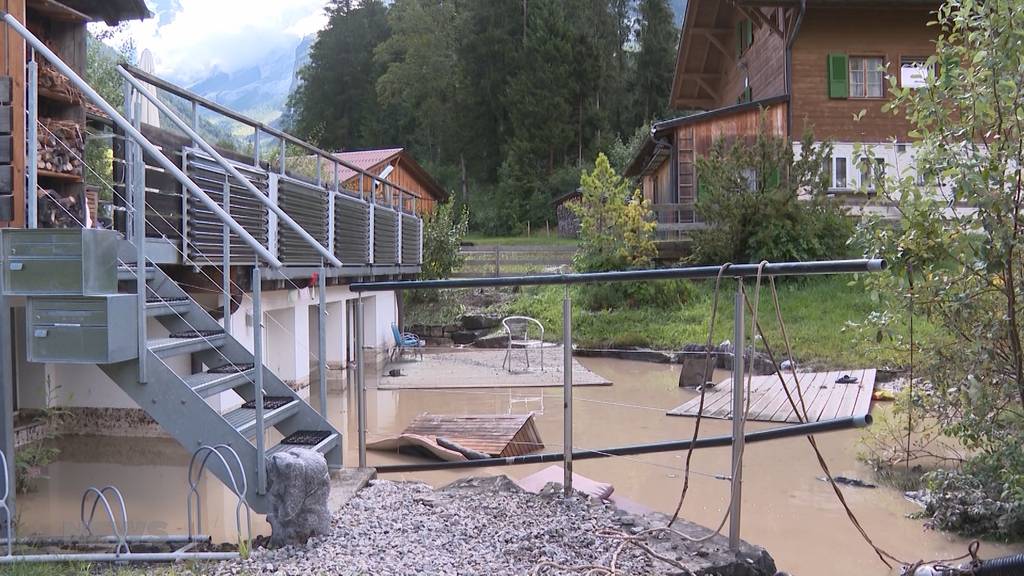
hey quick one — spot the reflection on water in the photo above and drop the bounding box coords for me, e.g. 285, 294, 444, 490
16, 357, 1024, 574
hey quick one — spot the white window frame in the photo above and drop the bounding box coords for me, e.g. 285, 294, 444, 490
833, 157, 848, 190
850, 56, 885, 98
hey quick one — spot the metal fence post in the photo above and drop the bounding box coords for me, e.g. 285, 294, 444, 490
252, 266, 266, 494
26, 54, 37, 229
0, 264, 15, 534
318, 265, 328, 417
729, 280, 746, 552
563, 285, 573, 495
355, 296, 366, 468
222, 173, 231, 334
132, 96, 147, 384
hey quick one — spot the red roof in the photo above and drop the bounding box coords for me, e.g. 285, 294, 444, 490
333, 148, 404, 182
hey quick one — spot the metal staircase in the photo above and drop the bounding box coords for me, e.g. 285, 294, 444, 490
99, 262, 341, 513
0, 12, 428, 519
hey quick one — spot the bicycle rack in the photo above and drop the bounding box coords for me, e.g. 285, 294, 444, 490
187, 444, 253, 552
0, 447, 242, 564
80, 485, 131, 555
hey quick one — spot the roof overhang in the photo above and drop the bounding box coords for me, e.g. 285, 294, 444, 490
626, 95, 789, 178
55, 0, 152, 24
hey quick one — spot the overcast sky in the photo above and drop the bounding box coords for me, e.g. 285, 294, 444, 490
96, 0, 331, 85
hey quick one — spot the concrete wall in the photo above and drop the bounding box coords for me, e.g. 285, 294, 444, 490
18, 284, 399, 413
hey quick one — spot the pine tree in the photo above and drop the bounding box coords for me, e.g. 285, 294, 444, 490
634, 0, 678, 124
286, 0, 394, 149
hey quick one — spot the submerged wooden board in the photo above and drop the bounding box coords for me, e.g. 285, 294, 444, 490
667, 369, 876, 423
369, 413, 545, 459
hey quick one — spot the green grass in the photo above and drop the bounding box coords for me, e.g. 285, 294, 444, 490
505, 276, 941, 369
0, 563, 209, 575
463, 234, 578, 247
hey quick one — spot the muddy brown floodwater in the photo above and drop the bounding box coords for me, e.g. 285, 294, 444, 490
15, 356, 1024, 575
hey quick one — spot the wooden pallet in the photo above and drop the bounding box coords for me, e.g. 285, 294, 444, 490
667, 369, 876, 423
367, 413, 545, 460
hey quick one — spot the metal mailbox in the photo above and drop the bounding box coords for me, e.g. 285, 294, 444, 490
1, 228, 119, 295
27, 295, 138, 363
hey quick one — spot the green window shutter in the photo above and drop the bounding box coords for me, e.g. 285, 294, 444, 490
827, 52, 849, 99
743, 20, 753, 51
767, 166, 780, 189
736, 22, 744, 57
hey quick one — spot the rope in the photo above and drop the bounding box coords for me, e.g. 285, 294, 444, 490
668, 262, 730, 526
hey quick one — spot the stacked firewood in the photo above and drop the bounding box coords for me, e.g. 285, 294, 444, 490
37, 119, 84, 175
38, 60, 82, 102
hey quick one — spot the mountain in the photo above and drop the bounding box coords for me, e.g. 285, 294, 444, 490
186, 36, 311, 130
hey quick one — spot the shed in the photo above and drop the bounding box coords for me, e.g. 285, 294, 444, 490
333, 148, 447, 216
552, 188, 581, 238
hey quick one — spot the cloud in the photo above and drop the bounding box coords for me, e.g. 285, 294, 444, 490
97, 0, 330, 84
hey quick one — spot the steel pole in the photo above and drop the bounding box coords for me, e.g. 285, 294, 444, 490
0, 263, 14, 537
729, 282, 746, 552
133, 97, 147, 384
252, 267, 266, 494
222, 174, 231, 334
318, 266, 328, 417
26, 56, 37, 229
355, 296, 366, 468
563, 286, 573, 495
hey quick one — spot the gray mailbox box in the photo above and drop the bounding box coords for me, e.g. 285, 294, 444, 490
1, 229, 119, 296
27, 295, 138, 364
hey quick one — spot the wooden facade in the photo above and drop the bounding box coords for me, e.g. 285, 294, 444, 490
790, 5, 936, 141
635, 0, 941, 239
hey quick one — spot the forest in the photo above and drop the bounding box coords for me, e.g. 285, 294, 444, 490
285, 0, 681, 234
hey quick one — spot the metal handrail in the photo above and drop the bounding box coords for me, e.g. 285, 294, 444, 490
118, 66, 343, 268
0, 11, 283, 268
120, 63, 422, 214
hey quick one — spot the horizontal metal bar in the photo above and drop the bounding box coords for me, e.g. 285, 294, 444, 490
120, 64, 420, 204
0, 552, 239, 564
352, 258, 886, 292
375, 414, 873, 473
0, 534, 212, 545
119, 66, 343, 268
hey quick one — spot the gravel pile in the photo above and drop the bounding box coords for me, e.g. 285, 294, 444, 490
217, 476, 654, 576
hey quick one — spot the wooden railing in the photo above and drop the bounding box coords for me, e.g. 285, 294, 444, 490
455, 245, 575, 278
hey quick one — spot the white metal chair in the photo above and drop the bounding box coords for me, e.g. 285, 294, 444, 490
501, 316, 545, 372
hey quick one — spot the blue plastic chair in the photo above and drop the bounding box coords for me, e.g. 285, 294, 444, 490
390, 323, 424, 361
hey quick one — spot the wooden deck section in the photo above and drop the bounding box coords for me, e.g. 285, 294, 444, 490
367, 413, 544, 460
667, 369, 876, 423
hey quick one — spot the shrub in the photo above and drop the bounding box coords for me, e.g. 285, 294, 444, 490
579, 279, 695, 311
421, 201, 469, 280
571, 153, 656, 273
693, 125, 852, 264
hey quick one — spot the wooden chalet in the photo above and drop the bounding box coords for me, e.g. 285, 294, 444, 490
334, 147, 447, 216
627, 0, 942, 241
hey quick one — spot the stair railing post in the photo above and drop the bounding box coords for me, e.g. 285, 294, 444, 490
26, 52, 37, 229
729, 280, 746, 552
132, 95, 147, 384
563, 285, 573, 495
355, 295, 366, 468
0, 256, 16, 534
318, 264, 328, 417
252, 266, 267, 495
222, 173, 231, 334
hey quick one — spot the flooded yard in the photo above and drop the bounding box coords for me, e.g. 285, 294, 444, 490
14, 355, 1024, 575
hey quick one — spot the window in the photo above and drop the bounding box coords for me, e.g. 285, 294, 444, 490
900, 57, 930, 89
824, 156, 848, 190
849, 57, 885, 98
834, 157, 848, 189
736, 19, 753, 57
